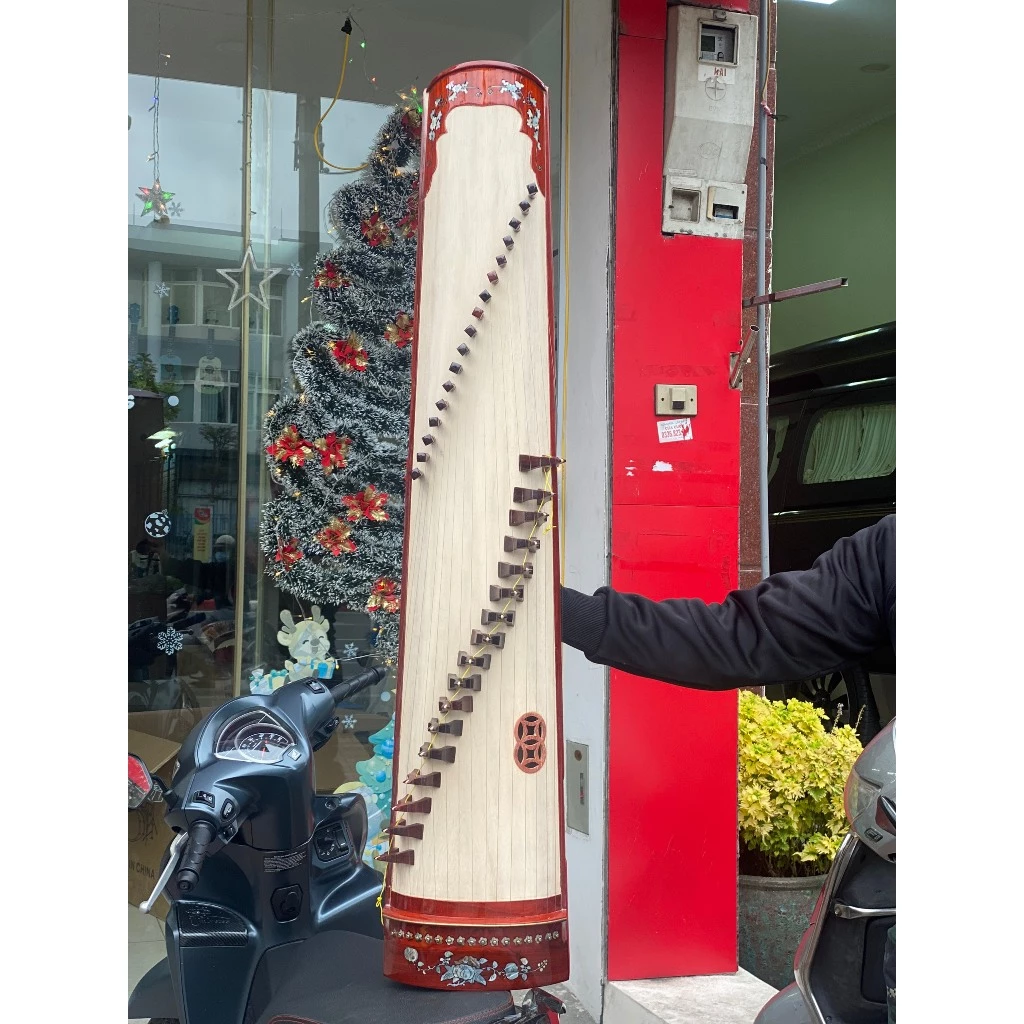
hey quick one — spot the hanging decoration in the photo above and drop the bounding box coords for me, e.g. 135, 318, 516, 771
316, 518, 357, 556
267, 425, 313, 468
136, 23, 178, 225
275, 538, 304, 569
314, 258, 351, 291
329, 333, 369, 372
366, 577, 400, 614
137, 182, 175, 222
342, 485, 389, 523
384, 312, 413, 348
216, 245, 283, 311
144, 510, 172, 538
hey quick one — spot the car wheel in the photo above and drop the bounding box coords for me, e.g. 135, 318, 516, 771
782, 663, 881, 743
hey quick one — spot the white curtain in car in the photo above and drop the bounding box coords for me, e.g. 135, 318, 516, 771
802, 402, 896, 485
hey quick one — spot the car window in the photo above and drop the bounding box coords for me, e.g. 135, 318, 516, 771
767, 415, 791, 485
801, 401, 895, 485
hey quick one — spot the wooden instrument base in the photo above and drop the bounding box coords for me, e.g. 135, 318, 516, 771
383, 910, 569, 990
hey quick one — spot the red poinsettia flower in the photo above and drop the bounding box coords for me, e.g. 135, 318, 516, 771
342, 485, 390, 523
397, 193, 418, 239
396, 212, 416, 239
314, 259, 352, 290
384, 312, 414, 348
329, 333, 369, 372
266, 425, 312, 468
366, 577, 400, 614
360, 211, 392, 248
313, 432, 351, 474
401, 109, 421, 139
275, 538, 304, 568
315, 518, 357, 556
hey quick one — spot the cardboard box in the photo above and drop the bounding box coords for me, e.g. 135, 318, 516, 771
128, 708, 201, 921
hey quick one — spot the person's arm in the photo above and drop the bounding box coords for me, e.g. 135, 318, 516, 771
561, 516, 895, 690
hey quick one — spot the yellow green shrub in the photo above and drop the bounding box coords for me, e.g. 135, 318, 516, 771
738, 691, 863, 877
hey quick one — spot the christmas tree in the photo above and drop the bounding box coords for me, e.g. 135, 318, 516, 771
259, 104, 420, 662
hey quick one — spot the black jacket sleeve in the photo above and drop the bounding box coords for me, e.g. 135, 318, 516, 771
561, 515, 895, 690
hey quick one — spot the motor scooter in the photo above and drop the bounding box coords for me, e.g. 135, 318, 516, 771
755, 720, 896, 1024
128, 665, 566, 1024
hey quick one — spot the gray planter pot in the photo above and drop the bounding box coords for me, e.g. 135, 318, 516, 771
738, 872, 826, 991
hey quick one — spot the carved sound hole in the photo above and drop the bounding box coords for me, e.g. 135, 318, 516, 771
513, 712, 547, 774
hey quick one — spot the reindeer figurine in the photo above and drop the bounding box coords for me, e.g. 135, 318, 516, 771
276, 606, 338, 682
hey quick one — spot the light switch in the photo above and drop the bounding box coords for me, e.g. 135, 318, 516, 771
565, 741, 589, 835
655, 384, 697, 417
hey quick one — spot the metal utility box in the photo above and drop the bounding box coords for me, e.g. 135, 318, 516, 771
663, 5, 758, 240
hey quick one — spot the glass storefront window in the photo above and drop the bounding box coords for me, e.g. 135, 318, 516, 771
129, 0, 564, 861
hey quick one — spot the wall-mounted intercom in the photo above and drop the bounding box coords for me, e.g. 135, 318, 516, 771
663, 5, 758, 241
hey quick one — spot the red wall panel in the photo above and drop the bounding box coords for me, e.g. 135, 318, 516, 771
607, 0, 745, 980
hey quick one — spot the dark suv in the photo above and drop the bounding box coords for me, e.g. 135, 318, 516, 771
764, 322, 895, 739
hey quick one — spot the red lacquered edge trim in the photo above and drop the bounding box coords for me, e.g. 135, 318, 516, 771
383, 913, 569, 990
421, 63, 549, 196
387, 82, 431, 906
540, 68, 570, 945
388, 892, 565, 919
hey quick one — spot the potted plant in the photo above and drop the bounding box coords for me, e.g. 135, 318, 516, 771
736, 690, 863, 990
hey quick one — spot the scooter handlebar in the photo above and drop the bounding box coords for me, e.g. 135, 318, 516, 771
329, 665, 388, 705
175, 820, 216, 893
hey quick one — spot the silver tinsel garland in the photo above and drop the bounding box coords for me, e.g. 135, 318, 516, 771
258, 105, 420, 661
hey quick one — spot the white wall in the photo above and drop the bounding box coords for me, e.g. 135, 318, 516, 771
556, 0, 614, 1019
772, 115, 896, 351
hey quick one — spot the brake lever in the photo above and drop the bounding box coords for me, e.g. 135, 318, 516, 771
140, 830, 189, 915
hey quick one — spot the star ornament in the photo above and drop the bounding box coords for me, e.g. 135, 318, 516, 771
137, 180, 174, 218
216, 245, 282, 311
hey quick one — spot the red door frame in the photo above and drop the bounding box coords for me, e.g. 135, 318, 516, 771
607, 0, 750, 981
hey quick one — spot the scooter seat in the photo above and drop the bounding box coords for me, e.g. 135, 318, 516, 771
252, 929, 516, 1024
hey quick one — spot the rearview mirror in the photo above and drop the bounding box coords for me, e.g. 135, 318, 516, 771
128, 753, 155, 809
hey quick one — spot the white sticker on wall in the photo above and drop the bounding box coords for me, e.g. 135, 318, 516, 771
653, 461, 673, 472
657, 418, 693, 444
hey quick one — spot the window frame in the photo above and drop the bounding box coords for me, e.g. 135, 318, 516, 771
788, 384, 896, 509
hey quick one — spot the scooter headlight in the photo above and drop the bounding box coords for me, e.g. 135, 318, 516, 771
844, 769, 880, 827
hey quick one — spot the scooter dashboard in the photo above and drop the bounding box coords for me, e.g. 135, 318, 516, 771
214, 710, 298, 765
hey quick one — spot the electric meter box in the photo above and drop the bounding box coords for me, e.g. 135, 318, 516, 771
663, 5, 758, 240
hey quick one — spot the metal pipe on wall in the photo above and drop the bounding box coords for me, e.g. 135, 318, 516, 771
755, 0, 771, 580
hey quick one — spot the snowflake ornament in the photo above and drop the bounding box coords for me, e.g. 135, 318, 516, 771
153, 282, 170, 298
157, 628, 185, 655
341, 715, 357, 731
167, 202, 184, 217
343, 643, 359, 660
